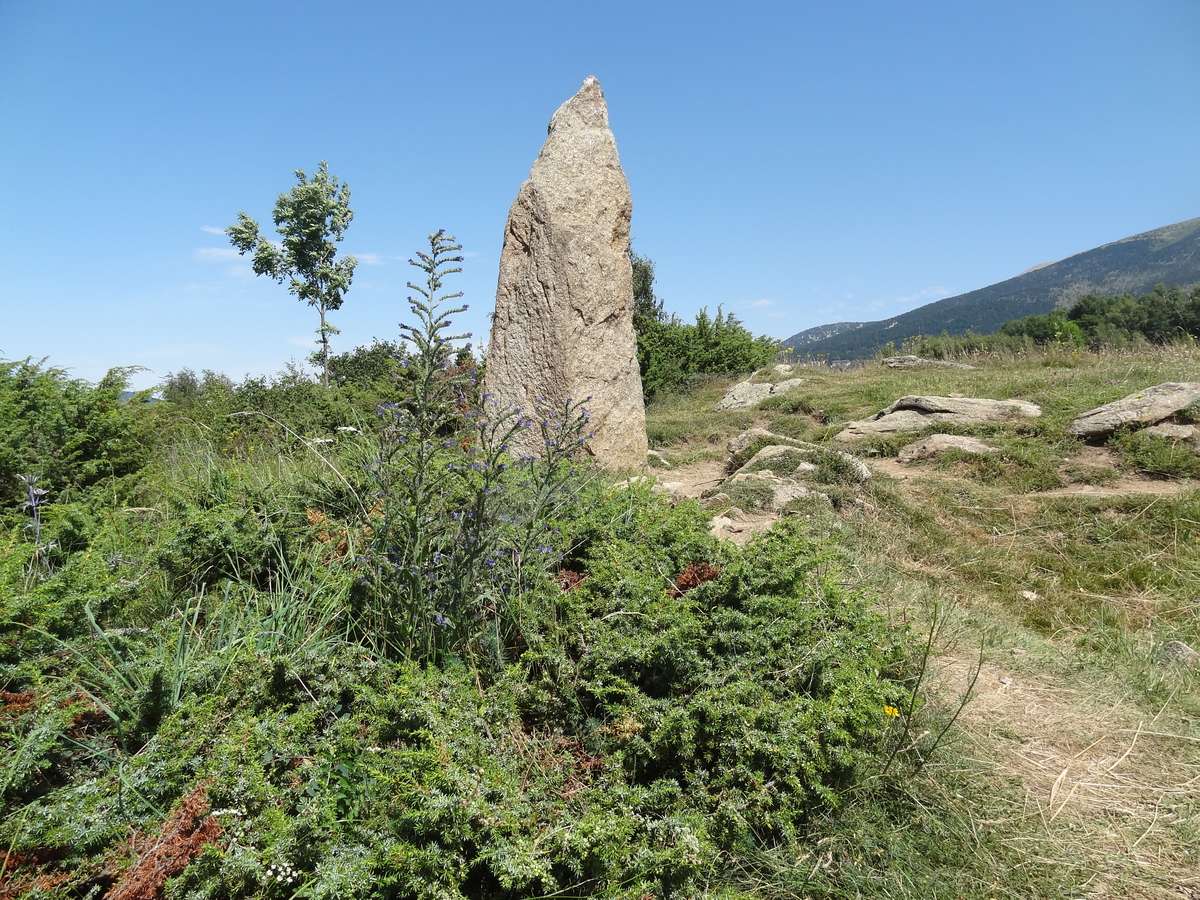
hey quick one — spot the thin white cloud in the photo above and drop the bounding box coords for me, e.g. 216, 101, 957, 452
353, 252, 384, 266
749, 298, 774, 308
200, 225, 226, 236
194, 247, 241, 262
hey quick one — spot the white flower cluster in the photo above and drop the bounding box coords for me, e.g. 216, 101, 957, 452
210, 806, 249, 842
267, 860, 298, 885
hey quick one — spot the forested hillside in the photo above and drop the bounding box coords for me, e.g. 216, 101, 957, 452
784, 217, 1200, 358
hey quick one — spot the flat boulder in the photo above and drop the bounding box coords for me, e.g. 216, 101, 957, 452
836, 396, 1041, 442
882, 355, 976, 370
1142, 422, 1198, 444
1156, 639, 1200, 669
1068, 383, 1200, 439
715, 381, 773, 410
728, 426, 792, 460
708, 513, 772, 545
898, 434, 997, 463
734, 445, 818, 478
726, 428, 871, 482
715, 377, 805, 410
727, 470, 817, 511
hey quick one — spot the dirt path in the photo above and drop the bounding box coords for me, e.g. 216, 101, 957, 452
939, 651, 1200, 896
1034, 478, 1194, 499
655, 456, 781, 545
654, 457, 727, 499
868, 454, 1196, 499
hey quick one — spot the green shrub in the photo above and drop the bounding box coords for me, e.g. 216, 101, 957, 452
1, 489, 906, 898
636, 307, 777, 401
0, 359, 149, 510
1111, 430, 1200, 478
631, 251, 777, 400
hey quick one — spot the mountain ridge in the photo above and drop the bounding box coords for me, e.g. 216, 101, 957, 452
784, 217, 1200, 359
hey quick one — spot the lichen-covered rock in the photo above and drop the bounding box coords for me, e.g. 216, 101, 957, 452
727, 470, 817, 510
715, 381, 774, 410
835, 396, 1041, 442
1141, 422, 1199, 448
484, 76, 647, 469
1069, 383, 1200, 439
773, 377, 806, 394
1156, 639, 1200, 668
898, 434, 998, 463
727, 427, 789, 460
735, 445, 814, 477
725, 427, 872, 482
878, 396, 1041, 420
708, 513, 772, 545
882, 355, 976, 370
715, 378, 805, 410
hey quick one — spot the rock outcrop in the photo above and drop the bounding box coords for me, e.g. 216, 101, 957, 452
1068, 383, 1200, 439
882, 355, 976, 370
1143, 422, 1199, 445
835, 396, 1041, 442
725, 428, 872, 482
715, 378, 805, 410
484, 76, 647, 469
898, 434, 997, 463
1156, 639, 1200, 669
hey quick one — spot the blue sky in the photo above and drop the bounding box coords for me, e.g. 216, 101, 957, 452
2, 1, 1198, 389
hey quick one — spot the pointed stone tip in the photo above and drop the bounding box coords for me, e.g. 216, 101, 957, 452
549, 75, 609, 133
570, 75, 604, 105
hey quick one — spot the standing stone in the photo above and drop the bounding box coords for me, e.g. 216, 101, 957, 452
484, 76, 647, 469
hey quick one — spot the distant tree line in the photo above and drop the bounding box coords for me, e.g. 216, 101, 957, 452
896, 285, 1200, 358
631, 252, 778, 400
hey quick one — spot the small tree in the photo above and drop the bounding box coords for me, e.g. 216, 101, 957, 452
630, 248, 664, 324
228, 161, 356, 386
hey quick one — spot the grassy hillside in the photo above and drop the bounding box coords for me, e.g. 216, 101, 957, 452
784, 217, 1200, 359
647, 344, 1200, 896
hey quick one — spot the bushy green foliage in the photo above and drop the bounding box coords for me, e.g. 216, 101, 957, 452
358, 231, 590, 666
632, 252, 778, 399
0, 239, 911, 899
1, 486, 904, 897
0, 359, 149, 510
637, 309, 778, 400
904, 285, 1200, 359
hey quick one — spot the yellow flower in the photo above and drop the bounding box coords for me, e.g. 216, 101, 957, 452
883, 705, 900, 718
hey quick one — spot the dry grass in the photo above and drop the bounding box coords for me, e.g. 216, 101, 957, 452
647, 345, 1200, 896
940, 651, 1200, 897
